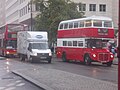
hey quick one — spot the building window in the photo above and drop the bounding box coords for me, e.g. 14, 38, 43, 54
79, 4, 86, 11
89, 4, 96, 11
99, 4, 106, 12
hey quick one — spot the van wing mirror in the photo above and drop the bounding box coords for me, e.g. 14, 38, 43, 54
28, 47, 32, 51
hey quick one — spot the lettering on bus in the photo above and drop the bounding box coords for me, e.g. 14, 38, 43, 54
98, 28, 108, 35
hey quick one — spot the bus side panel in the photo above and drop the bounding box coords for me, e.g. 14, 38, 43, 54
57, 28, 114, 38
57, 47, 84, 61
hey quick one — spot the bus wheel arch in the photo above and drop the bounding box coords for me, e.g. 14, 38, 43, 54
84, 54, 91, 65
106, 61, 113, 67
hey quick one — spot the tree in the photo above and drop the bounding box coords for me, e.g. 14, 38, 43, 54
34, 0, 84, 45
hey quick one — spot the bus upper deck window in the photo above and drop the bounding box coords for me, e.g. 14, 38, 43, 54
59, 24, 64, 29
85, 20, 92, 27
104, 21, 112, 28
74, 22, 79, 28
93, 20, 102, 27
69, 22, 73, 29
79, 21, 84, 27
64, 23, 68, 29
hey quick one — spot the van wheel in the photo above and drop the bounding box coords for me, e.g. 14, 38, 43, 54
62, 53, 68, 62
106, 61, 112, 67
48, 59, 51, 63
84, 55, 91, 65
29, 56, 34, 63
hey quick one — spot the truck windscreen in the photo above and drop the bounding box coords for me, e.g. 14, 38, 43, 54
31, 43, 48, 49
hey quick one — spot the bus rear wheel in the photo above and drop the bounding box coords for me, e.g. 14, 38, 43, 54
84, 55, 91, 65
62, 53, 67, 62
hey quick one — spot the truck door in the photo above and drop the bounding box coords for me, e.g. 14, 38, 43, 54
27, 43, 32, 59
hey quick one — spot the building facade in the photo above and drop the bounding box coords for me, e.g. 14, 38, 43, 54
72, 0, 119, 30
0, 0, 5, 27
0, 0, 119, 30
5, 0, 19, 24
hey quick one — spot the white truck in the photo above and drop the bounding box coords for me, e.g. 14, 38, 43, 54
17, 31, 52, 63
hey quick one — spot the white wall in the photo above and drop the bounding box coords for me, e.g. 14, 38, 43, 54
5, 0, 19, 24
0, 0, 5, 27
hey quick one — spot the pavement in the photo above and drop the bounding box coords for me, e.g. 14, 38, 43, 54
12, 65, 118, 90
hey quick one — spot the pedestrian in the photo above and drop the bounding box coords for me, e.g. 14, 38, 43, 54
51, 46, 54, 54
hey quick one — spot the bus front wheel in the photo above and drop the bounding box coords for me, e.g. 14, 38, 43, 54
84, 55, 91, 65
106, 61, 113, 67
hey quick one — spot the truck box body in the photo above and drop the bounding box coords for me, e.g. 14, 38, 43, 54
17, 31, 52, 63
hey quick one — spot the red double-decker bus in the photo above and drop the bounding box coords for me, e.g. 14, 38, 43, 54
0, 24, 24, 57
56, 16, 114, 66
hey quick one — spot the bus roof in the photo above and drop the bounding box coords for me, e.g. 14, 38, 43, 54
60, 16, 112, 24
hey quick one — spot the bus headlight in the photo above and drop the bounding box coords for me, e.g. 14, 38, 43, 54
93, 54, 96, 57
6, 51, 10, 54
110, 55, 114, 58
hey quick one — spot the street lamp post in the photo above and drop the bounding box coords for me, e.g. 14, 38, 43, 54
30, 0, 33, 31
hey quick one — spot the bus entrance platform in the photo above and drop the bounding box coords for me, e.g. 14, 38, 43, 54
12, 66, 117, 90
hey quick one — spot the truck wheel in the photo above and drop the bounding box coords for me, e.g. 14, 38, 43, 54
106, 61, 113, 67
48, 59, 51, 63
29, 56, 34, 63
84, 55, 91, 65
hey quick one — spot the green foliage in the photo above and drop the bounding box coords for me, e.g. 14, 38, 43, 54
34, 0, 84, 43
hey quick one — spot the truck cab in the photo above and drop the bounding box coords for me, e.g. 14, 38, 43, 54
27, 42, 52, 63
17, 31, 52, 63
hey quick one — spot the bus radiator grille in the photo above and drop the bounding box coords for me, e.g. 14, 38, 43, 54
98, 53, 108, 61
